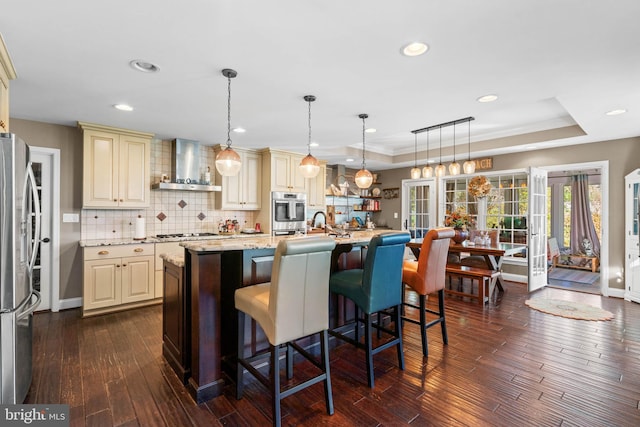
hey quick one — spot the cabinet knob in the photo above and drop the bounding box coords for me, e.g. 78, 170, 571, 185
98, 250, 109, 255
134, 248, 144, 253
113, 199, 118, 202
120, 199, 124, 202
116, 264, 121, 268
122, 264, 127, 267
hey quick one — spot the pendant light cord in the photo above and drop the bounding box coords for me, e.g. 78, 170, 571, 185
307, 98, 312, 155
439, 126, 443, 165
226, 76, 232, 148
414, 133, 418, 168
467, 119, 471, 161
452, 123, 456, 162
426, 130, 430, 163
361, 115, 366, 170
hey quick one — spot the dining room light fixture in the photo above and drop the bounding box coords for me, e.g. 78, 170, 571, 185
422, 129, 433, 178
299, 95, 321, 178
448, 122, 461, 175
410, 132, 421, 179
354, 113, 374, 189
463, 118, 476, 174
435, 126, 446, 177
215, 68, 242, 176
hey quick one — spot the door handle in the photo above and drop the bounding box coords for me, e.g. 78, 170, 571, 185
40, 237, 50, 243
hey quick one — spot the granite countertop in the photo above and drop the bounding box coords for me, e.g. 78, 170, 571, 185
180, 230, 406, 252
160, 253, 185, 268
79, 233, 256, 247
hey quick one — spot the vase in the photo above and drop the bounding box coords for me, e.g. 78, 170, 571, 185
452, 227, 468, 244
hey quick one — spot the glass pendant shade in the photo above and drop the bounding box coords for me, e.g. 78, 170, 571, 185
215, 146, 242, 176
463, 159, 476, 174
435, 163, 446, 177
410, 167, 421, 179
299, 154, 320, 178
422, 165, 433, 178
355, 168, 374, 189
449, 161, 461, 175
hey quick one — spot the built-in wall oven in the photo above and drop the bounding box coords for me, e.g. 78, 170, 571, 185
271, 191, 307, 235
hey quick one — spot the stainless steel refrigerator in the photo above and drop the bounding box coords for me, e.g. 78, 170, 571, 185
0, 133, 41, 404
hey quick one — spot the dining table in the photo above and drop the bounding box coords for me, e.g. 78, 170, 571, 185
407, 239, 527, 291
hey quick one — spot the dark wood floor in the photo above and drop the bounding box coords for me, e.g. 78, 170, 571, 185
27, 283, 640, 426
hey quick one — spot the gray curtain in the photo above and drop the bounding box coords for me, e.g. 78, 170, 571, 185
570, 174, 600, 257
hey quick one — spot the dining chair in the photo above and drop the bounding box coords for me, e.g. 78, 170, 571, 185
401, 227, 454, 357
328, 232, 411, 388
235, 237, 337, 427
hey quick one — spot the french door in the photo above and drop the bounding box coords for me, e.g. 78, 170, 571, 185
528, 167, 548, 291
402, 178, 437, 238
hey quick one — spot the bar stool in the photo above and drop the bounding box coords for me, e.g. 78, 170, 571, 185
328, 232, 410, 388
401, 227, 454, 357
235, 237, 336, 427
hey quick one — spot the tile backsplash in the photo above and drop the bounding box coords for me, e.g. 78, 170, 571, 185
81, 139, 255, 240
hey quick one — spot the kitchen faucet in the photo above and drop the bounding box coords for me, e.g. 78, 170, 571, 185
311, 211, 327, 231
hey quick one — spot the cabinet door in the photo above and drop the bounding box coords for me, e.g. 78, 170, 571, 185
289, 153, 307, 193
83, 259, 122, 310
271, 152, 292, 192
307, 163, 326, 209
83, 130, 119, 208
220, 170, 243, 209
118, 134, 150, 207
242, 150, 262, 209
121, 255, 155, 304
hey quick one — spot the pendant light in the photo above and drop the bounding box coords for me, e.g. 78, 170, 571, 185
299, 95, 320, 178
354, 113, 374, 189
448, 122, 461, 175
215, 68, 242, 176
435, 126, 447, 177
410, 132, 421, 179
463, 118, 476, 174
422, 129, 433, 178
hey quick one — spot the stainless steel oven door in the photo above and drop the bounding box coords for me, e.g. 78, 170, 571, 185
271, 192, 307, 235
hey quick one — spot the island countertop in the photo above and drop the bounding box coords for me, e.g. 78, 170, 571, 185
180, 229, 405, 252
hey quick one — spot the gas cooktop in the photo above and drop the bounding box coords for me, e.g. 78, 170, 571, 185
155, 232, 218, 239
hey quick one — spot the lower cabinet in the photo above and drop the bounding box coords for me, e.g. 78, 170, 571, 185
163, 260, 189, 383
82, 244, 156, 317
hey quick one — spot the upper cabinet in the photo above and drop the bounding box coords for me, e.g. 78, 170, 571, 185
306, 162, 327, 210
79, 122, 153, 209
214, 146, 262, 210
0, 34, 17, 132
263, 149, 307, 193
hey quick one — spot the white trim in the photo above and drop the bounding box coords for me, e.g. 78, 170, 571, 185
541, 161, 609, 297
57, 297, 82, 311
32, 147, 61, 312
607, 288, 625, 299
502, 272, 527, 283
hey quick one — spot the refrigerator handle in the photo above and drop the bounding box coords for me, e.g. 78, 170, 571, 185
27, 162, 41, 273
16, 291, 42, 321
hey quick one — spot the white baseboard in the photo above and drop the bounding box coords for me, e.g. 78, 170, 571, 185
58, 297, 82, 311
503, 273, 527, 283
608, 288, 625, 299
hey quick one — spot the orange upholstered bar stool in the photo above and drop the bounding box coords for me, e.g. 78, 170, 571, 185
401, 227, 454, 357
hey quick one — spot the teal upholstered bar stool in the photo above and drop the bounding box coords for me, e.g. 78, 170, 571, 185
235, 237, 336, 427
328, 232, 411, 388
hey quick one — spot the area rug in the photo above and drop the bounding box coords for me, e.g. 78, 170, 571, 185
525, 299, 613, 321
548, 268, 599, 284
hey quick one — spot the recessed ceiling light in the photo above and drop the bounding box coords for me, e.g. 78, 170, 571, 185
113, 104, 133, 111
606, 108, 627, 116
310, 142, 319, 147
129, 59, 160, 73
402, 42, 429, 57
365, 128, 376, 133
477, 94, 498, 103
232, 127, 246, 133
346, 158, 355, 162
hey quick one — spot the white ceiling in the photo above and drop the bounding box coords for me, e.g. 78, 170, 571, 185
2, 0, 640, 170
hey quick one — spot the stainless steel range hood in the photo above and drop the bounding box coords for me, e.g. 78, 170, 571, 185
151, 138, 221, 192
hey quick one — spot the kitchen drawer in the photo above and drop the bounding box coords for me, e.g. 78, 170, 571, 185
84, 244, 154, 260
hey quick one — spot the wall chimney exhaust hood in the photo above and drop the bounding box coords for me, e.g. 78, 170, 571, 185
152, 138, 221, 192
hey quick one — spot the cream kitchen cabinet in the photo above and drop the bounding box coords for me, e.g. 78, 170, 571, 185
306, 162, 327, 210
83, 244, 156, 317
79, 122, 153, 208
214, 146, 262, 210
263, 149, 307, 193
0, 34, 17, 132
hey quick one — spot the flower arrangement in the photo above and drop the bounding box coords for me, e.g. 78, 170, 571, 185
444, 210, 475, 229
468, 175, 492, 198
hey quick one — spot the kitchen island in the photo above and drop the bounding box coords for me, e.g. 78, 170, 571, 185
178, 230, 402, 403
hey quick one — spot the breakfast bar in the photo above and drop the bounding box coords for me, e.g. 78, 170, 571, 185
178, 230, 394, 403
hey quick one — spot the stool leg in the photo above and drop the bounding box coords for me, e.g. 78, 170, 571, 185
320, 330, 334, 415
354, 306, 360, 343
376, 312, 382, 339
237, 310, 245, 399
286, 343, 294, 380
419, 294, 428, 357
271, 344, 281, 427
394, 304, 405, 370
438, 289, 448, 345
365, 313, 374, 388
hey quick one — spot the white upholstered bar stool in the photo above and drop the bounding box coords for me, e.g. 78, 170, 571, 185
235, 237, 336, 427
